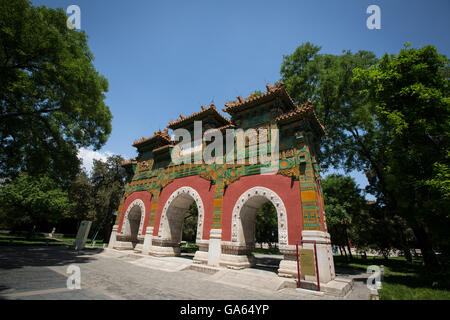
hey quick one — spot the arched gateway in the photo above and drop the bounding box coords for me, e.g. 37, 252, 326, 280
109, 83, 336, 284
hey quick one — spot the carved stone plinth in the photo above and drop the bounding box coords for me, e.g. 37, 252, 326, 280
193, 241, 209, 264
207, 229, 222, 267
108, 225, 118, 249
141, 227, 154, 255
149, 239, 180, 257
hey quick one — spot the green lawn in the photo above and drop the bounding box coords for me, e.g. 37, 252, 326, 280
0, 233, 105, 247
333, 255, 450, 300
180, 242, 199, 253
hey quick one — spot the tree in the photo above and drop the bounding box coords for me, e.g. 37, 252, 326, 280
322, 174, 366, 260
66, 170, 95, 230
280, 43, 416, 264
255, 202, 278, 248
281, 44, 385, 189
89, 155, 127, 241
354, 44, 450, 268
183, 202, 198, 243
0, 172, 69, 234
280, 43, 398, 208
0, 0, 112, 183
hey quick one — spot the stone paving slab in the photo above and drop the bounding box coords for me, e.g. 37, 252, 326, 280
0, 246, 370, 300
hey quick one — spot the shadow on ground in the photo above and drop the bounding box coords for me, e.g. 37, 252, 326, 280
0, 246, 104, 270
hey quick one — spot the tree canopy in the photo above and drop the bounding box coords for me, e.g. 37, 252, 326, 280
322, 174, 365, 258
66, 155, 128, 240
281, 42, 449, 268
0, 0, 112, 183
354, 44, 450, 265
0, 172, 70, 232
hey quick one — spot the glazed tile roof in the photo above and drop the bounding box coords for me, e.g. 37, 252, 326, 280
132, 128, 174, 148
222, 82, 298, 115
167, 103, 231, 130
121, 158, 137, 167
130, 83, 326, 152
152, 144, 173, 154
276, 100, 327, 136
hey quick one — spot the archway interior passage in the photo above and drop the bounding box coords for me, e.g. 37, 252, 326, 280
239, 197, 280, 271
127, 205, 142, 245
165, 193, 198, 248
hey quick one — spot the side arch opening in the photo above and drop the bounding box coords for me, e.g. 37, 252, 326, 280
116, 199, 146, 250
222, 187, 288, 271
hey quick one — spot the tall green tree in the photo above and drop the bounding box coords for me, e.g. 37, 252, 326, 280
66, 170, 95, 229
89, 155, 127, 241
280, 43, 416, 263
354, 44, 450, 268
322, 174, 366, 259
0, 0, 112, 183
0, 172, 69, 234
280, 43, 392, 203
183, 202, 198, 243
255, 202, 278, 248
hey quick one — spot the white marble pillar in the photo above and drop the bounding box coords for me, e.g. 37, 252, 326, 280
301, 230, 335, 284
108, 225, 118, 249
207, 229, 222, 267
142, 226, 154, 255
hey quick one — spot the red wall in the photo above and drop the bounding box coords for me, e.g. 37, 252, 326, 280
117, 191, 153, 234
221, 174, 303, 245
120, 174, 303, 244
152, 176, 216, 239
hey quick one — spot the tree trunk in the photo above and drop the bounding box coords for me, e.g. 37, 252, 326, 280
26, 225, 35, 240
402, 245, 413, 263
382, 250, 389, 261
347, 243, 353, 260
342, 246, 348, 260
362, 251, 367, 262
411, 222, 440, 270
396, 219, 413, 263
345, 227, 353, 260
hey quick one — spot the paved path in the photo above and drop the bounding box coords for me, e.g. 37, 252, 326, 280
0, 246, 369, 300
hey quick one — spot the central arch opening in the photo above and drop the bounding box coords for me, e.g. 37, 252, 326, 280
180, 202, 199, 256
239, 198, 280, 272
225, 187, 288, 272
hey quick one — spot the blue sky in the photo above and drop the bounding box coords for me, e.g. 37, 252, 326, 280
32, 0, 450, 197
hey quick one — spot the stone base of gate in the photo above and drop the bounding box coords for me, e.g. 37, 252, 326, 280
108, 225, 118, 249
218, 243, 256, 269
141, 227, 154, 255
193, 242, 209, 264
277, 231, 336, 284
278, 247, 299, 278
113, 234, 138, 250
148, 239, 180, 257
113, 240, 134, 250
219, 253, 256, 269
301, 230, 335, 284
